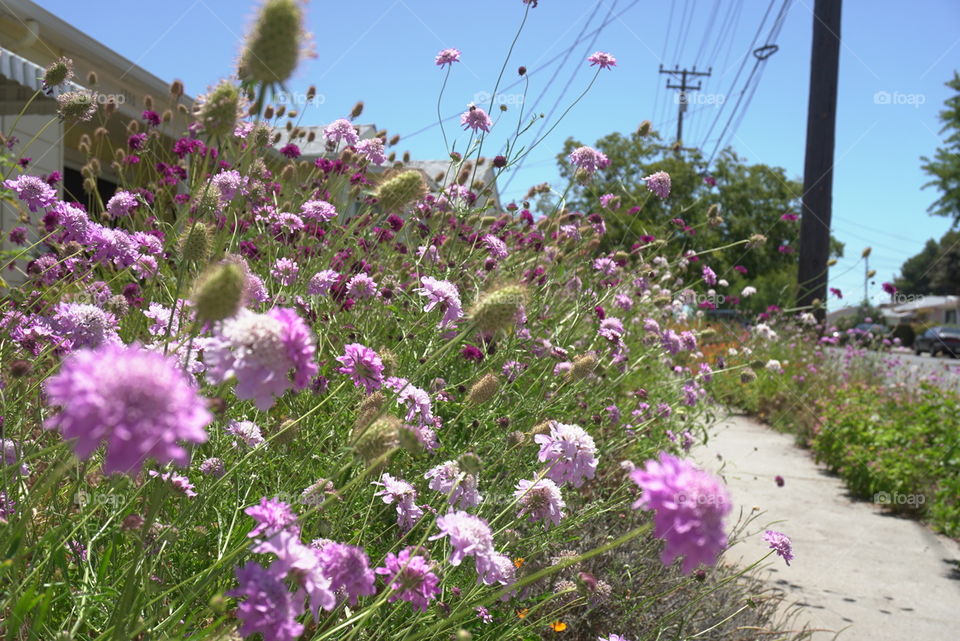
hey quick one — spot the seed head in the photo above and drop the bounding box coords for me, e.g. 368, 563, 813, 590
466, 373, 500, 406
238, 0, 307, 86
469, 283, 527, 333
569, 353, 598, 381
179, 222, 213, 263
376, 170, 427, 212
43, 57, 74, 89
192, 262, 245, 323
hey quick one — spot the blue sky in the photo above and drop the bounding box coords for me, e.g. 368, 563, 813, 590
34, 0, 959, 308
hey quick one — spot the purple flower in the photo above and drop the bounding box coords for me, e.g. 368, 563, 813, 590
415, 276, 463, 328
587, 51, 617, 69
373, 473, 423, 532
598, 317, 625, 343
430, 510, 494, 566
245, 497, 299, 539
702, 265, 717, 286
148, 470, 197, 497
630, 452, 731, 574
49, 302, 120, 351
375, 547, 440, 612
568, 146, 610, 174
271, 258, 300, 286
252, 530, 336, 617
0, 491, 15, 520
142, 110, 161, 126
881, 282, 897, 295
355, 137, 386, 165
205, 308, 318, 411
316, 541, 377, 605
307, 269, 339, 295
535, 422, 598, 488
482, 234, 509, 260
425, 460, 482, 509
515, 478, 565, 527
44, 343, 211, 476
211, 170, 246, 201
435, 48, 461, 67
199, 457, 225, 477
226, 420, 266, 448
105, 190, 138, 218
279, 143, 300, 158
600, 635, 632, 641
3, 175, 57, 212
763, 530, 793, 566
323, 118, 359, 146
336, 343, 384, 393
346, 273, 378, 299
460, 106, 493, 133
476, 606, 493, 623
300, 199, 337, 222
228, 562, 305, 641
644, 171, 671, 199
8, 227, 27, 245
385, 377, 434, 425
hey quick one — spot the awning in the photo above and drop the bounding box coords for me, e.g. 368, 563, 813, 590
0, 46, 85, 96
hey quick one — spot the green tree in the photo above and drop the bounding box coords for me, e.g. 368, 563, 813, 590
895, 229, 960, 295
920, 72, 960, 225
550, 129, 843, 312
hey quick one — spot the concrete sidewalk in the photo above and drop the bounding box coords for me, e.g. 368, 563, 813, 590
693, 415, 960, 641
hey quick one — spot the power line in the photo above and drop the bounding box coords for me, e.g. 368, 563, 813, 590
696, 0, 778, 157
399, 0, 641, 142
704, 0, 790, 165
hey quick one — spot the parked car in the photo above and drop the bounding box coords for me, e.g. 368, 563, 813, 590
914, 326, 960, 357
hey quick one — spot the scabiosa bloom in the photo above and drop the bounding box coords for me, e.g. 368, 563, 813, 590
49, 302, 120, 350
300, 199, 337, 222
630, 452, 731, 574
355, 137, 386, 165
316, 542, 377, 605
600, 635, 632, 641
346, 273, 378, 299
373, 473, 423, 532
763, 530, 793, 566
385, 377, 434, 426
881, 282, 897, 295
105, 190, 138, 218
307, 269, 339, 295
702, 265, 717, 286
226, 419, 266, 448
205, 308, 318, 411
211, 169, 246, 201
535, 422, 598, 488
435, 48, 461, 67
425, 460, 482, 509
245, 498, 299, 540
482, 234, 508, 259
271, 258, 300, 286
323, 118, 359, 146
279, 142, 300, 158
8, 226, 27, 245
430, 510, 495, 566
228, 562, 305, 641
515, 478, 565, 527
598, 317, 625, 343
3, 175, 57, 212
460, 105, 493, 133
336, 343, 384, 393
44, 343, 211, 476
568, 146, 610, 174
643, 171, 671, 199
587, 51, 617, 69
375, 547, 440, 612
415, 276, 463, 328
199, 457, 225, 477
148, 470, 198, 497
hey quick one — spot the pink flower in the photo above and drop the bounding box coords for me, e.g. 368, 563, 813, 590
460, 106, 493, 133
375, 548, 440, 612
535, 422, 598, 488
630, 452, 731, 574
587, 51, 617, 69
568, 146, 610, 174
336, 343, 384, 393
643, 171, 671, 199
763, 530, 794, 566
435, 48, 461, 67
323, 118, 359, 146
515, 478, 565, 526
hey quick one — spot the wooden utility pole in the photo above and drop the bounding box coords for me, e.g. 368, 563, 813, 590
659, 65, 711, 146
797, 0, 842, 316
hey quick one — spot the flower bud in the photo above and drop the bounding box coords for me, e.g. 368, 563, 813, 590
466, 373, 500, 406
195, 80, 241, 138
192, 262, 245, 323
179, 222, 212, 263
569, 353, 598, 381
376, 170, 428, 212
238, 0, 306, 86
351, 415, 400, 469
469, 283, 526, 333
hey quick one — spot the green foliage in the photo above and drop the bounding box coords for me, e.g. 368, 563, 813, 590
894, 228, 960, 295
920, 72, 960, 224
551, 130, 844, 312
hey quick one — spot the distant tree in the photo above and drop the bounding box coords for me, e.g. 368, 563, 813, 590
548, 129, 843, 312
894, 229, 960, 295
920, 72, 960, 225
